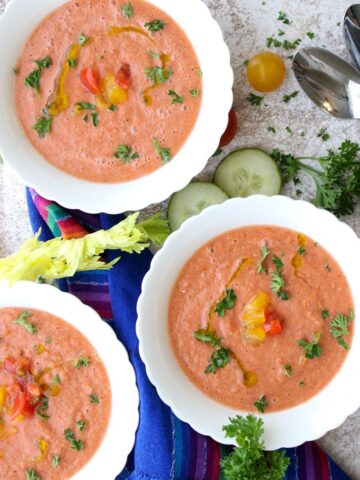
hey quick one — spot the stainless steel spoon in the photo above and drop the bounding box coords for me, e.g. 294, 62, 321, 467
344, 4, 360, 71
292, 47, 360, 119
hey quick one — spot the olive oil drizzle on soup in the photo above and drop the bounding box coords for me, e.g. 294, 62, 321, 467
168, 226, 354, 412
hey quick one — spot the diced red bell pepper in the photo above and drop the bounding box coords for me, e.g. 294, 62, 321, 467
80, 67, 101, 95
263, 319, 282, 335
219, 108, 238, 147
115, 63, 131, 89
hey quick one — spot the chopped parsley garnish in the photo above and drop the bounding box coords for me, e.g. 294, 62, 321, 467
78, 33, 89, 46
283, 364, 292, 377
268, 126, 276, 134
14, 311, 37, 334
337, 21, 341, 27
52, 455, 60, 469
52, 374, 61, 384
168, 90, 184, 104
83, 114, 89, 122
121, 1, 134, 18
24, 70, 41, 95
149, 50, 161, 58
26, 468, 41, 480
44, 336, 52, 344
278, 29, 285, 36
307, 31, 315, 39
298, 381, 305, 387
144, 66, 172, 84
286, 126, 293, 135
266, 36, 301, 50
243, 59, 249, 66
298, 336, 322, 359
257, 246, 270, 274
321, 309, 329, 319
34, 56, 52, 70
300, 131, 306, 137
325, 264, 332, 271
213, 147, 223, 157
75, 357, 90, 369
13, 67, 19, 75
283, 90, 299, 103
317, 127, 330, 141
254, 395, 267, 413
270, 256, 289, 300
152, 138, 171, 163
277, 10, 291, 25
214, 289, 237, 317
75, 101, 95, 111
68, 58, 78, 68
205, 347, 231, 374
220, 415, 290, 479
33, 116, 53, 138
114, 144, 139, 163
89, 393, 99, 404
64, 428, 84, 450
109, 104, 117, 111
190, 89, 199, 97
247, 93, 264, 106
144, 19, 166, 32
36, 395, 50, 420
194, 329, 221, 348
297, 245, 306, 256
330, 310, 354, 350
91, 112, 99, 127
77, 420, 86, 431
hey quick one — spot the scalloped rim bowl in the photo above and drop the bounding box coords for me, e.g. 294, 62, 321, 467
137, 196, 360, 450
0, 0, 233, 214
0, 281, 138, 479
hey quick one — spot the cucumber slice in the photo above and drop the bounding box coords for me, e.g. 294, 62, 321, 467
167, 182, 229, 231
213, 148, 282, 197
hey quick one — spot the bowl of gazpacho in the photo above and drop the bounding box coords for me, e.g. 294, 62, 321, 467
137, 195, 360, 449
0, 281, 138, 479
0, 0, 233, 213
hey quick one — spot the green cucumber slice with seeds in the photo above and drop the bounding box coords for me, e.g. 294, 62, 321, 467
213, 148, 282, 197
167, 181, 229, 231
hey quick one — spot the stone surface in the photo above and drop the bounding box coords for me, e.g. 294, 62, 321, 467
0, 0, 359, 477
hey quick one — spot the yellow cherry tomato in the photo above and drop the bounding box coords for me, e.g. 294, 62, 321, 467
246, 51, 286, 93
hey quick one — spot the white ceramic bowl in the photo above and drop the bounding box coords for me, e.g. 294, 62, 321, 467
0, 281, 138, 479
0, 0, 233, 214
137, 196, 360, 450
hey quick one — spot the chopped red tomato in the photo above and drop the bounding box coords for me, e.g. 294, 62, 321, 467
4, 356, 31, 377
80, 67, 101, 95
115, 63, 131, 89
219, 108, 238, 147
22, 393, 38, 418
6, 384, 26, 419
263, 319, 282, 335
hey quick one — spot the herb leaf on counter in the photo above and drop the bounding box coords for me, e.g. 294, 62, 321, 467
221, 414, 290, 480
277, 10, 291, 25
205, 347, 231, 374
254, 395, 267, 413
283, 90, 299, 103
247, 93, 264, 106
215, 289, 237, 317
14, 311, 37, 334
317, 127, 330, 141
330, 310, 354, 349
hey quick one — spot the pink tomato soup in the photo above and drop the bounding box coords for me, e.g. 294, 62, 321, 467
0, 307, 111, 479
168, 226, 354, 412
15, 0, 202, 182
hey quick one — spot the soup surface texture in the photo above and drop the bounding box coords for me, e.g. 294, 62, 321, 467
0, 307, 111, 479
168, 226, 354, 412
15, 0, 202, 182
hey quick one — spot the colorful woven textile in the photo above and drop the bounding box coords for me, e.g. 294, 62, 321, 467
26, 187, 350, 480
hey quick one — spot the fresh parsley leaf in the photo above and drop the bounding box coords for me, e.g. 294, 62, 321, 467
52, 455, 60, 469
283, 364, 292, 377
44, 335, 52, 344
24, 69, 41, 95
213, 147, 223, 157
91, 112, 99, 127
214, 289, 237, 317
168, 90, 184, 104
33, 116, 52, 138
121, 1, 134, 18
298, 381, 305, 387
297, 245, 306, 256
298, 336, 322, 359
257, 246, 270, 274
247, 93, 263, 106
144, 66, 172, 84
220, 415, 290, 480
268, 126, 276, 134
75, 102, 96, 113
26, 468, 41, 480
307, 31, 315, 39
13, 311, 37, 334
190, 89, 199, 97
78, 33, 89, 46
114, 144, 139, 163
89, 393, 99, 404
36, 395, 50, 420
278, 29, 285, 36
278, 10, 291, 25
34, 56, 52, 70
52, 374, 61, 384
283, 90, 299, 103
194, 329, 221, 348
321, 309, 329, 319
83, 114, 89, 122
68, 58, 78, 68
330, 310, 354, 349
152, 138, 171, 163
144, 19, 166, 32
317, 127, 330, 141
77, 420, 86, 431
270, 256, 289, 300
254, 395, 267, 413
282, 38, 302, 50
75, 357, 90, 369
64, 428, 84, 450
286, 126, 293, 135
205, 347, 231, 374
325, 264, 332, 271
109, 104, 117, 111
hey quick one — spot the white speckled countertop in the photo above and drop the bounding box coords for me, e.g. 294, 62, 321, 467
1, 0, 360, 477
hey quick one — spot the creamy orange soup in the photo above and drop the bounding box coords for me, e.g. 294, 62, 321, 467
168, 226, 354, 412
15, 0, 202, 183
0, 308, 111, 479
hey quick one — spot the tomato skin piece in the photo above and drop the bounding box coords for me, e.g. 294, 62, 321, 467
80, 68, 101, 95
219, 108, 238, 148
263, 319, 282, 335
6, 384, 26, 419
22, 393, 37, 418
115, 63, 131, 89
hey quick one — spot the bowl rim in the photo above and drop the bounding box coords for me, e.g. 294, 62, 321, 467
0, 280, 138, 479
0, 0, 233, 214
136, 195, 360, 450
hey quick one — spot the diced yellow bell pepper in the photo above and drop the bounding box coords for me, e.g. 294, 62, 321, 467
0, 386, 6, 408
102, 73, 127, 105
